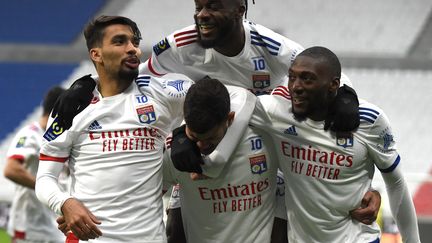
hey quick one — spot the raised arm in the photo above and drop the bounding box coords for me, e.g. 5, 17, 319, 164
382, 166, 420, 242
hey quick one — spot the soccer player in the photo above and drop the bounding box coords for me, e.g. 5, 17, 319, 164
4, 86, 66, 243
53, 0, 360, 176
50, 0, 380, 234
250, 46, 420, 242
35, 16, 194, 242
163, 78, 280, 243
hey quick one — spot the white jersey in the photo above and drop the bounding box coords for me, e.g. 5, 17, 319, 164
163, 125, 278, 243
251, 87, 419, 242
142, 20, 304, 95
166, 171, 287, 220
36, 75, 191, 243
141, 20, 350, 179
6, 122, 64, 242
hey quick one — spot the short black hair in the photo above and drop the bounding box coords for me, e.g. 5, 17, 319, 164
84, 15, 141, 51
184, 78, 230, 134
298, 46, 341, 78
42, 86, 65, 116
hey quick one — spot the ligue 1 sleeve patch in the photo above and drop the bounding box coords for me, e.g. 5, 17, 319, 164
16, 137, 26, 148
43, 117, 64, 142
153, 38, 171, 56
249, 154, 268, 174
136, 105, 157, 124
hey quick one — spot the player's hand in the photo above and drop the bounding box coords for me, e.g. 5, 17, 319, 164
51, 74, 96, 130
324, 85, 360, 134
349, 190, 381, 225
61, 198, 102, 240
57, 216, 69, 236
190, 173, 210, 180
170, 125, 204, 173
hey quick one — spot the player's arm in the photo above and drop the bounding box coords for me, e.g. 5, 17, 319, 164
162, 145, 181, 188
36, 159, 102, 241
141, 30, 188, 77
36, 118, 102, 241
365, 106, 420, 242
349, 190, 381, 224
272, 170, 288, 243
170, 86, 257, 176
271, 217, 288, 243
4, 130, 41, 189
200, 87, 257, 177
3, 157, 35, 189
381, 166, 420, 242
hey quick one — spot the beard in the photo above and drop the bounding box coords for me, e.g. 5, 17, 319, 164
118, 68, 139, 82
291, 107, 308, 122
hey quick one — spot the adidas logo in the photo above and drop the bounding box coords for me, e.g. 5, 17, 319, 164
88, 120, 102, 130
284, 126, 297, 136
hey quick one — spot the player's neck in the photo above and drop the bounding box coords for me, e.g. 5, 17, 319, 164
214, 24, 245, 57
39, 115, 48, 130
98, 74, 133, 97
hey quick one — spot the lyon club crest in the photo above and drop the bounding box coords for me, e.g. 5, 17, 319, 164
249, 154, 268, 174
136, 105, 156, 124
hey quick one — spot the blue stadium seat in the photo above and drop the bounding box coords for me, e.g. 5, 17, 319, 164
0, 0, 105, 44
0, 63, 78, 141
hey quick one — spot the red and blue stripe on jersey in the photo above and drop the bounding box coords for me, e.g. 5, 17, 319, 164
250, 30, 281, 56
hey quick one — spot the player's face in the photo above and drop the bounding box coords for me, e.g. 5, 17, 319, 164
288, 56, 338, 121
186, 113, 234, 155
93, 24, 142, 81
194, 0, 242, 48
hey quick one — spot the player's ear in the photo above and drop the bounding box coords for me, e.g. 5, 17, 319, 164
236, 0, 246, 18
90, 48, 102, 63
227, 111, 235, 127
238, 6, 246, 18
330, 77, 340, 93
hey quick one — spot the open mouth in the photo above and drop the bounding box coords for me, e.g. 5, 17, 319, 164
292, 96, 307, 105
124, 57, 140, 69
198, 23, 216, 35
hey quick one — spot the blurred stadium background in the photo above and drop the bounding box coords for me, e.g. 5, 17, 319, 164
0, 0, 431, 242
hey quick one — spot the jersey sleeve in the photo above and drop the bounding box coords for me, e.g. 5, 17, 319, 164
41, 116, 77, 160
249, 95, 276, 131
274, 170, 287, 220
6, 126, 39, 162
381, 167, 420, 242
162, 148, 179, 188
359, 103, 400, 172
358, 102, 420, 241
136, 75, 193, 133
36, 160, 72, 215
36, 117, 76, 215
201, 86, 257, 177
141, 26, 196, 76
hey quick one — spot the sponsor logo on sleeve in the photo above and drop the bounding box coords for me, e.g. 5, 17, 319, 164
163, 79, 190, 98
43, 117, 64, 142
376, 127, 394, 152
153, 38, 171, 56
16, 137, 26, 148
